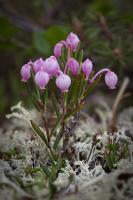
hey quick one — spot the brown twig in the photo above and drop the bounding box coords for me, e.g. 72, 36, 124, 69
96, 13, 113, 42
108, 77, 130, 132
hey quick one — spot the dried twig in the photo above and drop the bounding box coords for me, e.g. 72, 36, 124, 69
97, 13, 113, 41
109, 77, 130, 131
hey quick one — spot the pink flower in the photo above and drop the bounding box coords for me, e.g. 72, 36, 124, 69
21, 62, 32, 82
66, 32, 80, 52
82, 58, 93, 79
35, 71, 49, 90
89, 68, 110, 84
54, 42, 63, 58
67, 58, 79, 76
33, 58, 45, 73
105, 71, 118, 89
43, 56, 60, 77
56, 74, 71, 92
56, 70, 64, 76
89, 68, 118, 89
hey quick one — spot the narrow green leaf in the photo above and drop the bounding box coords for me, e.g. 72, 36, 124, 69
41, 165, 51, 178
78, 74, 86, 99
30, 120, 48, 145
105, 154, 113, 171
67, 76, 81, 105
31, 121, 56, 164
78, 49, 84, 73
50, 158, 64, 181
51, 114, 64, 135
42, 88, 48, 112
64, 103, 84, 120
74, 42, 81, 59
51, 92, 60, 117
83, 75, 101, 99
53, 127, 64, 150
61, 46, 66, 64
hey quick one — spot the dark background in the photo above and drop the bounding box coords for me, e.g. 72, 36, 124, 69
0, 0, 133, 118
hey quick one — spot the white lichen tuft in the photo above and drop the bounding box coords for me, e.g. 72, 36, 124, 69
6, 101, 32, 125
55, 127, 133, 196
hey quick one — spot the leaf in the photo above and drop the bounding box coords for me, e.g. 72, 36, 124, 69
42, 88, 48, 112
78, 75, 86, 99
51, 92, 60, 117
105, 153, 113, 171
45, 25, 70, 46
73, 42, 81, 59
41, 165, 51, 178
67, 76, 81, 105
53, 127, 64, 150
78, 49, 84, 73
64, 103, 84, 120
33, 31, 51, 55
30, 120, 48, 145
51, 114, 64, 135
31, 121, 56, 164
49, 158, 64, 182
83, 75, 101, 99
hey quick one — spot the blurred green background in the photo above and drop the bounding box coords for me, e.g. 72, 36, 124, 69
0, 0, 133, 118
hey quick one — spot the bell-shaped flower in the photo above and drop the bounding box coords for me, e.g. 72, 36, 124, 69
21, 62, 32, 82
33, 58, 45, 73
105, 71, 118, 89
56, 74, 71, 92
54, 42, 64, 58
82, 58, 93, 79
43, 56, 60, 77
66, 32, 80, 52
67, 58, 79, 76
35, 71, 49, 90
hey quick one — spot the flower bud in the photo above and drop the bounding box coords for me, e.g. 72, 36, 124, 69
82, 58, 93, 79
56, 74, 71, 92
21, 62, 31, 82
33, 58, 45, 73
66, 32, 80, 52
54, 42, 63, 58
44, 56, 60, 77
105, 71, 118, 89
35, 71, 49, 90
67, 58, 79, 76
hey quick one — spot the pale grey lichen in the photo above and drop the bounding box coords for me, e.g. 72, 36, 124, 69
6, 101, 32, 125
0, 103, 133, 200
118, 107, 133, 133
55, 129, 133, 190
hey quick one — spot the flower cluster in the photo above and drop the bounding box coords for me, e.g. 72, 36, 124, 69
20, 32, 118, 93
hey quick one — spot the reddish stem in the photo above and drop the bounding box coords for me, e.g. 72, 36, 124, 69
89, 68, 110, 84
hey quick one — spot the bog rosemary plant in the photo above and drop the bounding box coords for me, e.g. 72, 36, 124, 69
20, 32, 118, 196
